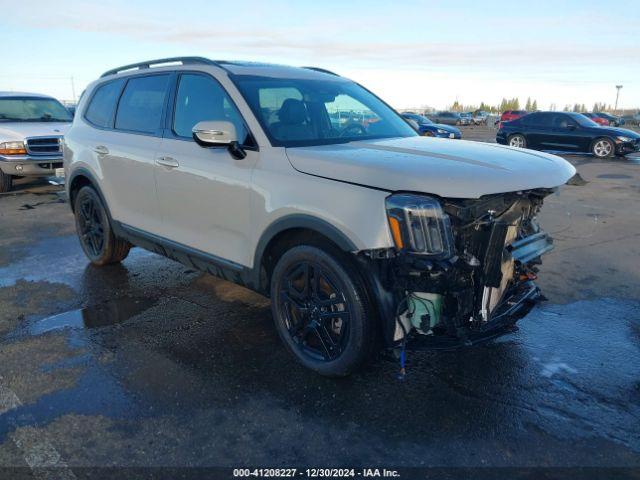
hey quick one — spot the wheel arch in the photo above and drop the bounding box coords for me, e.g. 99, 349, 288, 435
67, 168, 110, 215
253, 215, 359, 294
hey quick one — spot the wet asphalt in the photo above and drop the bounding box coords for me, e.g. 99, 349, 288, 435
0, 126, 639, 475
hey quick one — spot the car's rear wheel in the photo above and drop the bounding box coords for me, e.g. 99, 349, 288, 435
270, 245, 376, 377
508, 134, 527, 148
0, 171, 13, 193
74, 186, 131, 265
592, 138, 614, 158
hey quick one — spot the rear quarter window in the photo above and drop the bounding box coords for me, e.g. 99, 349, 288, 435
84, 79, 125, 128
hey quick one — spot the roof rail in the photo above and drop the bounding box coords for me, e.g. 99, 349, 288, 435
100, 56, 224, 78
303, 66, 339, 76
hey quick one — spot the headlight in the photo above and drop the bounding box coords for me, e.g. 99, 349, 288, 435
436, 129, 447, 134
617, 136, 633, 142
0, 141, 27, 155
386, 194, 454, 258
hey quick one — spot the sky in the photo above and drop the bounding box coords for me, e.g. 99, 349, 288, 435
1, 0, 639, 111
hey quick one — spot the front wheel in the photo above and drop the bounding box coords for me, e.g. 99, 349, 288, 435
508, 134, 527, 148
592, 138, 614, 158
0, 171, 12, 193
74, 186, 131, 265
270, 245, 376, 377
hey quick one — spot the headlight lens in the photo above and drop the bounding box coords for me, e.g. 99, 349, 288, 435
617, 136, 632, 142
436, 129, 447, 134
386, 194, 454, 258
0, 141, 27, 155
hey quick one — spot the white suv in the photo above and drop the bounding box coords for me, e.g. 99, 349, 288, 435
64, 57, 575, 376
0, 92, 72, 192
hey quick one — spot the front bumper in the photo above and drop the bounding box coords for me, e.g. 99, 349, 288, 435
0, 155, 63, 176
616, 138, 640, 155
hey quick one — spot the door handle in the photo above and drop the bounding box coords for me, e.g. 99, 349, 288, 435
94, 145, 109, 155
156, 156, 179, 168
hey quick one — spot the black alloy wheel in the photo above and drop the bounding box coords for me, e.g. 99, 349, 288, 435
74, 186, 131, 265
270, 245, 375, 376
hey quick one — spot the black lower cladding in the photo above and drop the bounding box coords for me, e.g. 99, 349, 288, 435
361, 189, 554, 350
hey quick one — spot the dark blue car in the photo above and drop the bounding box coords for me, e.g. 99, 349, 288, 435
401, 112, 461, 139
496, 111, 640, 158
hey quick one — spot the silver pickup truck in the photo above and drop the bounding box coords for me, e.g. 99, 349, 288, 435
0, 92, 72, 192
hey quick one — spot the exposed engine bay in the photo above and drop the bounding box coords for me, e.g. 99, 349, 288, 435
359, 188, 556, 350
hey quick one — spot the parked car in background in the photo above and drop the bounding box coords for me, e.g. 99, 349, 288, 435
0, 92, 72, 192
620, 112, 640, 126
500, 110, 528, 123
472, 110, 489, 125
401, 112, 461, 139
458, 112, 472, 125
594, 112, 624, 127
581, 112, 609, 126
430, 111, 462, 125
65, 56, 575, 376
497, 111, 640, 158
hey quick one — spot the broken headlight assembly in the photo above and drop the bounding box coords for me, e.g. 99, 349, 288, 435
385, 193, 454, 260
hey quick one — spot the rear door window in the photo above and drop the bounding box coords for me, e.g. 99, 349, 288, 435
84, 79, 125, 128
115, 75, 170, 134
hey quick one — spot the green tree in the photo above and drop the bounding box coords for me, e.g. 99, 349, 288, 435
532, 100, 538, 111
525, 97, 532, 111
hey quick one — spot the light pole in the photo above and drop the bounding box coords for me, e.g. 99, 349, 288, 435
614, 85, 623, 113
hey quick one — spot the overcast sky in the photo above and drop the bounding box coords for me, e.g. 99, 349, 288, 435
1, 0, 638, 110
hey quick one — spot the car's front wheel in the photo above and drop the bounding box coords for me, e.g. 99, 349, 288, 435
270, 245, 376, 377
508, 134, 527, 148
0, 171, 12, 193
74, 186, 131, 265
592, 138, 614, 158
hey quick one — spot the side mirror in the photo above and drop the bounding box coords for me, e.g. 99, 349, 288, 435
192, 120, 246, 159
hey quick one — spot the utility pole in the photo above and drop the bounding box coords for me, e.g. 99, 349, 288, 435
70, 76, 77, 104
614, 85, 622, 114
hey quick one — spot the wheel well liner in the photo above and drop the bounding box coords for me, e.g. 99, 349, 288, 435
68, 168, 109, 214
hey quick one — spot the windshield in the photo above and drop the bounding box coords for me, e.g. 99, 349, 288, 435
232, 76, 417, 147
403, 113, 433, 125
0, 97, 72, 122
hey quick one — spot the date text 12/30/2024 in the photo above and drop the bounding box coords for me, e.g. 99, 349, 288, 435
233, 468, 401, 478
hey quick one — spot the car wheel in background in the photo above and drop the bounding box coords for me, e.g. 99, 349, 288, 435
270, 245, 376, 377
592, 138, 614, 158
0, 171, 13, 193
508, 134, 527, 148
423, 131, 434, 137
74, 186, 131, 265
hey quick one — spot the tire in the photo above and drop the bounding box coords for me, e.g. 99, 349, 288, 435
74, 186, 131, 265
0, 171, 12, 193
508, 134, 527, 148
591, 137, 614, 158
270, 245, 376, 377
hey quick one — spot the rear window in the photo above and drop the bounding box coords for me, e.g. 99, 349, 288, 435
521, 112, 553, 127
84, 79, 125, 128
115, 75, 170, 134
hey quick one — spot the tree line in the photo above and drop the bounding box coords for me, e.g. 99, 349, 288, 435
444, 98, 614, 113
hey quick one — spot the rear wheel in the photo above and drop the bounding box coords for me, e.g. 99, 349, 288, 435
592, 138, 614, 158
74, 186, 131, 265
0, 171, 12, 193
270, 245, 376, 377
508, 134, 527, 148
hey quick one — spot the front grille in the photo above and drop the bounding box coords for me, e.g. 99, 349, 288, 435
26, 137, 62, 156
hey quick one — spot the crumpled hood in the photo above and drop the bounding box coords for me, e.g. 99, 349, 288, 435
286, 136, 576, 198
0, 122, 70, 142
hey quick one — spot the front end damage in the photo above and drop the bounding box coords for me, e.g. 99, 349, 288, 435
358, 189, 556, 350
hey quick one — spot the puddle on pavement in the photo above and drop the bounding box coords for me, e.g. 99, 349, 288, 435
26, 296, 158, 336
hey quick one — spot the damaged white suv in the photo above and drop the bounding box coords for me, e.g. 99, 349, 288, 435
64, 57, 575, 376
